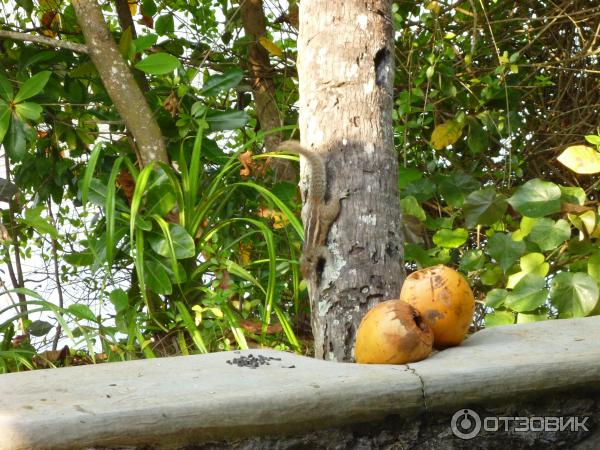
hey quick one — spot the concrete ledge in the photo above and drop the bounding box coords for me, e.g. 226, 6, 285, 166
1, 316, 599, 449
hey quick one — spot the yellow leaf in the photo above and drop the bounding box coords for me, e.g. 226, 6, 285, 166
426, 1, 441, 14
239, 242, 253, 266
258, 36, 283, 57
431, 120, 464, 150
128, 1, 138, 16
557, 145, 600, 174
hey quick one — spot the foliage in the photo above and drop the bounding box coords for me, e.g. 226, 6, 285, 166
0, 0, 599, 370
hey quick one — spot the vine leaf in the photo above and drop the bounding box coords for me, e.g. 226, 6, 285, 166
557, 145, 600, 174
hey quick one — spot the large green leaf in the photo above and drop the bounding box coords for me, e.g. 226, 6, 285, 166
201, 69, 244, 96
400, 195, 426, 221
15, 102, 42, 121
109, 289, 129, 314
507, 178, 561, 217
527, 218, 571, 251
436, 173, 479, 207
506, 252, 549, 288
144, 258, 172, 295
0, 104, 10, 143
432, 227, 468, 248
14, 71, 51, 103
146, 168, 177, 216
463, 188, 508, 228
550, 272, 599, 318
28, 320, 54, 337
560, 186, 586, 206
23, 205, 59, 239
135, 53, 180, 75
485, 288, 508, 308
5, 116, 27, 161
0, 72, 13, 100
467, 119, 489, 154
155, 14, 174, 35
147, 223, 195, 259
587, 251, 600, 283
67, 304, 97, 322
505, 274, 548, 312
459, 249, 486, 272
487, 233, 525, 272
205, 111, 249, 130
484, 310, 514, 327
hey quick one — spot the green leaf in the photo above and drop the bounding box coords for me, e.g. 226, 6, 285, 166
507, 178, 561, 217
147, 223, 195, 259
67, 304, 97, 322
133, 34, 158, 52
527, 218, 571, 252
557, 145, 600, 174
205, 110, 249, 130
516, 310, 548, 323
484, 310, 515, 327
436, 173, 479, 208
505, 274, 548, 312
480, 264, 502, 286
110, 289, 129, 313
587, 251, 600, 283
14, 71, 51, 103
144, 258, 172, 295
5, 117, 27, 161
400, 195, 426, 221
15, 102, 42, 121
485, 288, 508, 308
463, 188, 508, 228
141, 0, 157, 16
487, 233, 525, 272
467, 119, 489, 154
550, 272, 599, 318
585, 134, 600, 147
135, 53, 180, 75
0, 72, 13, 100
155, 14, 174, 34
398, 167, 422, 189
560, 186, 586, 206
23, 205, 59, 239
459, 249, 486, 272
507, 252, 549, 288
432, 228, 468, 248
28, 320, 53, 337
0, 104, 10, 143
146, 168, 177, 216
64, 250, 94, 266
201, 69, 244, 96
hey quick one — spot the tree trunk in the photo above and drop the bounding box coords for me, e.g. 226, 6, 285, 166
297, 0, 404, 361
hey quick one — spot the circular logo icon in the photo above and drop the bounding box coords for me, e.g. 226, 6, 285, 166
451, 409, 482, 440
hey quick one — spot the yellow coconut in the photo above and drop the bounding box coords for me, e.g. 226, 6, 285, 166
355, 300, 434, 364
400, 264, 475, 348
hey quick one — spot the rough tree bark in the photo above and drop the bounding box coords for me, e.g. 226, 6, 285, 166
71, 0, 168, 165
297, 0, 404, 361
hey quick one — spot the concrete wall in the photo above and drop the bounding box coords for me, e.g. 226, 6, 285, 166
1, 316, 599, 449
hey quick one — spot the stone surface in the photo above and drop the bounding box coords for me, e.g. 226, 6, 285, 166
1, 316, 599, 449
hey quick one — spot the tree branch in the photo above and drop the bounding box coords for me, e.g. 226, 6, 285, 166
71, 0, 168, 165
0, 30, 88, 54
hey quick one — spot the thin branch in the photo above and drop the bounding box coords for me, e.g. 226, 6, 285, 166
0, 30, 88, 54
